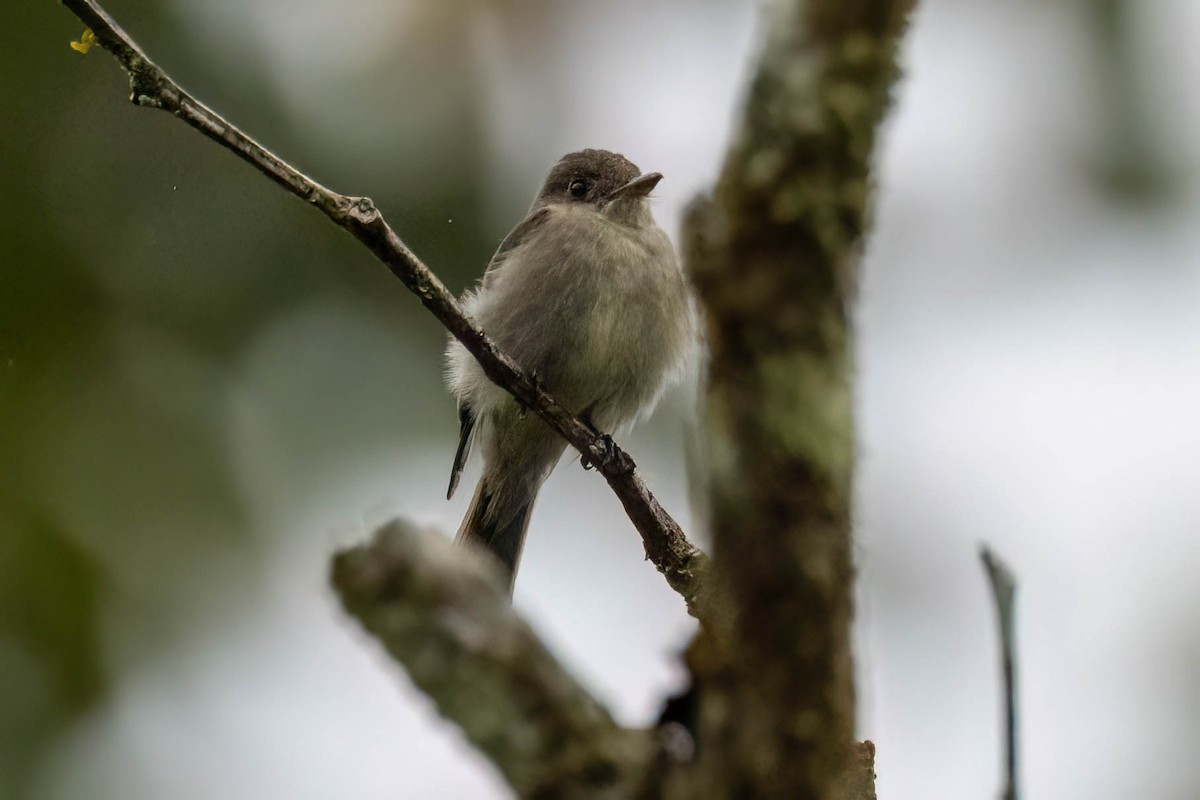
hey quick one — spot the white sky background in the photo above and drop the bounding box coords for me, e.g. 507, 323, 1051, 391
33, 0, 1200, 798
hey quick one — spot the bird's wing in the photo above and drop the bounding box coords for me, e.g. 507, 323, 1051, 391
481, 206, 551, 288
447, 402, 475, 500
448, 208, 551, 498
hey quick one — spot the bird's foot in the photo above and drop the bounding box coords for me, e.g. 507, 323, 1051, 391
582, 433, 617, 471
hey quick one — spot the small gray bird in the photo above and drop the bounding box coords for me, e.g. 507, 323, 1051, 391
445, 149, 693, 592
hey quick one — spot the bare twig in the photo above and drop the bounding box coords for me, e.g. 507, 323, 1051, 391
981, 546, 1020, 800
332, 520, 654, 798
682, 0, 914, 797
60, 0, 710, 616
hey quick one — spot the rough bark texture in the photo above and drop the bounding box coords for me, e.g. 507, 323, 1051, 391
683, 1, 913, 798
332, 520, 655, 799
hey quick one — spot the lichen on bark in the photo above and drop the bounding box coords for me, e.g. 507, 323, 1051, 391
684, 2, 914, 798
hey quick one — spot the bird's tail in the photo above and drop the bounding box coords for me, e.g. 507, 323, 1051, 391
455, 474, 538, 595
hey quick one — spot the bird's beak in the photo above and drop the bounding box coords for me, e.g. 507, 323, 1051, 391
608, 172, 663, 201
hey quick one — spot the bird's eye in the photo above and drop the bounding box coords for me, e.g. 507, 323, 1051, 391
568, 179, 589, 199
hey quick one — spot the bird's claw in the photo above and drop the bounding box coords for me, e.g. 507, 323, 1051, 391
582, 433, 617, 471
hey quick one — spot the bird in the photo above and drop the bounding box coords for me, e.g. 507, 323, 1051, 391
444, 149, 694, 594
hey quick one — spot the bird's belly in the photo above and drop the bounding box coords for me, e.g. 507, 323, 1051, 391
553, 266, 678, 424
467, 213, 685, 429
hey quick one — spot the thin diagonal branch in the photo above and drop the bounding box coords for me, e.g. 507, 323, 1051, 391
981, 546, 1020, 800
60, 0, 710, 617
332, 519, 656, 798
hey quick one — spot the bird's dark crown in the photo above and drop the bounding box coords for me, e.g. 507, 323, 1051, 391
536, 149, 641, 205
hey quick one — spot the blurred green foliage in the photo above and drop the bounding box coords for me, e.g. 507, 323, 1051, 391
0, 503, 102, 798
0, 2, 497, 794
1083, 0, 1176, 200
